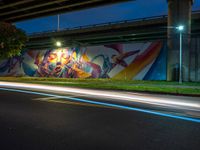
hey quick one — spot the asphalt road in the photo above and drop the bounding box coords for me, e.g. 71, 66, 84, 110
0, 89, 200, 150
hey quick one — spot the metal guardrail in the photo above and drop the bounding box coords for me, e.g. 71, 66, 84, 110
28, 10, 200, 36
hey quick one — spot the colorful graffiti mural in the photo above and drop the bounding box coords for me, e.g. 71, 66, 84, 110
0, 41, 166, 80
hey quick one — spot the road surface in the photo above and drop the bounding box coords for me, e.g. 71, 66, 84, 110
0, 83, 200, 150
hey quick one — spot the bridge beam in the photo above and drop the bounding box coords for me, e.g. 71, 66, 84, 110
167, 0, 193, 81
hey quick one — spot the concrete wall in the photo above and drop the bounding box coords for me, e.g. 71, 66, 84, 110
0, 41, 167, 80
190, 37, 200, 81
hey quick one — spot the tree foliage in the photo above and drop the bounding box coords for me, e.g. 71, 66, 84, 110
0, 22, 27, 59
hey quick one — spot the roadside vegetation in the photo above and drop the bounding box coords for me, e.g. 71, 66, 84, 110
0, 22, 27, 59
0, 77, 200, 96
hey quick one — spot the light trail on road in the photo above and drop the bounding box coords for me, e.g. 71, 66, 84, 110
0, 82, 200, 123
0, 81, 200, 112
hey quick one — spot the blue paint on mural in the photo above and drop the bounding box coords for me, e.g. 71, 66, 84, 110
143, 42, 167, 80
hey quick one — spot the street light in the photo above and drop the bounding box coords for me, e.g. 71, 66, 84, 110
176, 25, 184, 31
56, 41, 62, 47
176, 25, 184, 84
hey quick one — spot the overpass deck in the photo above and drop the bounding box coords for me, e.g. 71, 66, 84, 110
26, 11, 200, 49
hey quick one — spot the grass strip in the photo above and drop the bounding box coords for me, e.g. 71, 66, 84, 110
0, 77, 200, 96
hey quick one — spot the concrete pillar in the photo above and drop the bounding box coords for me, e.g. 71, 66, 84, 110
167, 0, 193, 81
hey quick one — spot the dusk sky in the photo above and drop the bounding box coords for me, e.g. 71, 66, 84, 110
16, 0, 200, 34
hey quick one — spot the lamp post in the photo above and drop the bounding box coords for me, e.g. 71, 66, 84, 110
57, 14, 60, 31
176, 25, 184, 84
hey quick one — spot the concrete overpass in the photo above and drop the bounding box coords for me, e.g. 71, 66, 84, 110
26, 10, 200, 49
0, 0, 130, 22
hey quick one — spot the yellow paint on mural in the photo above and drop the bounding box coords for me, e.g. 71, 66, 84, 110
82, 53, 90, 62
72, 51, 77, 60
72, 64, 91, 78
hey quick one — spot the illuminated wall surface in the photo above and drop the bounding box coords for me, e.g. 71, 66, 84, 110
0, 41, 167, 80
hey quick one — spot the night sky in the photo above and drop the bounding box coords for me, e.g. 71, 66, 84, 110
16, 0, 200, 34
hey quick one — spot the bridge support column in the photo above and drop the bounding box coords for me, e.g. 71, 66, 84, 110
167, 0, 193, 81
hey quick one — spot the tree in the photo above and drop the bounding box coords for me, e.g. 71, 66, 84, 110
0, 22, 27, 59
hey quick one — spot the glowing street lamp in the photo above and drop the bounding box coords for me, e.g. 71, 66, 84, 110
56, 41, 62, 47
176, 25, 184, 31
176, 25, 184, 84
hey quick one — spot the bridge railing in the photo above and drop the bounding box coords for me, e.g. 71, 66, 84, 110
27, 15, 168, 36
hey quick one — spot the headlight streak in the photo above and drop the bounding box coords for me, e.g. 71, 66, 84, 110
0, 87, 200, 123
0, 82, 199, 110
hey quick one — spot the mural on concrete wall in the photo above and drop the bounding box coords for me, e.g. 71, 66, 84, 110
0, 41, 166, 80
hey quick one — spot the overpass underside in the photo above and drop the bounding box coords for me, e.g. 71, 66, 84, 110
0, 0, 130, 22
